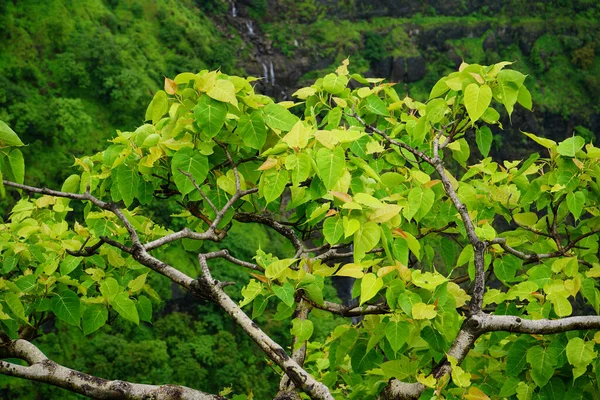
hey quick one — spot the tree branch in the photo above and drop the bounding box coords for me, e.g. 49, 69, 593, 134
196, 255, 334, 400
0, 339, 222, 400
234, 212, 304, 252
3, 180, 108, 209
304, 297, 390, 317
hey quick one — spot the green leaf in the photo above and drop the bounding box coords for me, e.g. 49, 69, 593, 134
557, 136, 585, 157
285, 153, 312, 187
194, 95, 227, 138
493, 255, 522, 283
517, 85, 532, 110
566, 191, 586, 220
316, 147, 345, 190
404, 186, 434, 221
354, 222, 381, 261
260, 168, 288, 204
238, 112, 267, 150
206, 79, 238, 107
498, 377, 520, 397
550, 294, 572, 317
464, 83, 492, 122
147, 90, 168, 124
263, 103, 299, 132
7, 149, 24, 184
516, 382, 535, 400
476, 126, 493, 157
351, 342, 381, 374
323, 73, 348, 95
171, 148, 209, 196
4, 292, 27, 323
112, 292, 139, 325
421, 326, 446, 354
0, 120, 24, 147
343, 217, 360, 238
240, 279, 263, 307
494, 79, 519, 117
513, 212, 538, 227
506, 338, 530, 377
51, 289, 81, 326
398, 291, 422, 317
425, 98, 448, 123
429, 77, 450, 99
137, 295, 153, 322
282, 121, 311, 149
60, 256, 82, 276
526, 345, 557, 387
323, 217, 344, 245
412, 271, 447, 291
360, 273, 383, 305
272, 282, 295, 307
82, 304, 108, 335
385, 320, 409, 354
265, 258, 296, 280
252, 294, 269, 319
117, 164, 139, 207
522, 131, 557, 149
566, 337, 596, 380
128, 273, 148, 294
412, 302, 437, 319
100, 278, 120, 302
363, 95, 389, 116
291, 318, 314, 345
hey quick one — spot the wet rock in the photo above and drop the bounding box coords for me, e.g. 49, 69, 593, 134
446, 48, 462, 67
370, 57, 393, 79
405, 55, 426, 82
483, 31, 497, 51
390, 57, 405, 82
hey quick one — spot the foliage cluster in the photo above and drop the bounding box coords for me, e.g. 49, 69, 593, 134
1, 58, 600, 400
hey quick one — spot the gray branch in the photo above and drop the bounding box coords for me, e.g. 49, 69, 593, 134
0, 339, 221, 400
234, 212, 304, 252
197, 255, 334, 400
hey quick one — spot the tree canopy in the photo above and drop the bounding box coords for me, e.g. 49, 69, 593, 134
1, 60, 600, 399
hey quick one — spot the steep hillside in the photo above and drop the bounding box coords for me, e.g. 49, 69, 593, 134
1, 0, 598, 182
0, 0, 244, 185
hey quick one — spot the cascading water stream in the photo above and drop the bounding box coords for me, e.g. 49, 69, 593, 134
246, 20, 255, 36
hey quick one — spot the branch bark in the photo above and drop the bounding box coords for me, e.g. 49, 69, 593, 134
0, 339, 222, 400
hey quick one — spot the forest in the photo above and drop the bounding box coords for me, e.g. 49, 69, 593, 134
0, 1, 599, 399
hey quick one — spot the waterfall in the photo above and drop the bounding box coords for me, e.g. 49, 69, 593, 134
246, 20, 255, 36
294, 39, 299, 47
229, 1, 237, 17
261, 62, 269, 84
269, 61, 275, 86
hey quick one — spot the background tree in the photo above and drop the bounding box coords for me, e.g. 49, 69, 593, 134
1, 60, 600, 399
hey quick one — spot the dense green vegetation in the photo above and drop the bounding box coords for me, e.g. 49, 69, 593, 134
0, 1, 599, 399
0, 0, 243, 187
1, 1, 598, 186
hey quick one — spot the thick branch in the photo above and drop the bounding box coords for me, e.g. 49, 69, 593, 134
0, 339, 221, 400
479, 314, 600, 334
277, 299, 311, 397
196, 256, 334, 400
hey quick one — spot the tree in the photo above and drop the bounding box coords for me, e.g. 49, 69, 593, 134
1, 59, 600, 400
